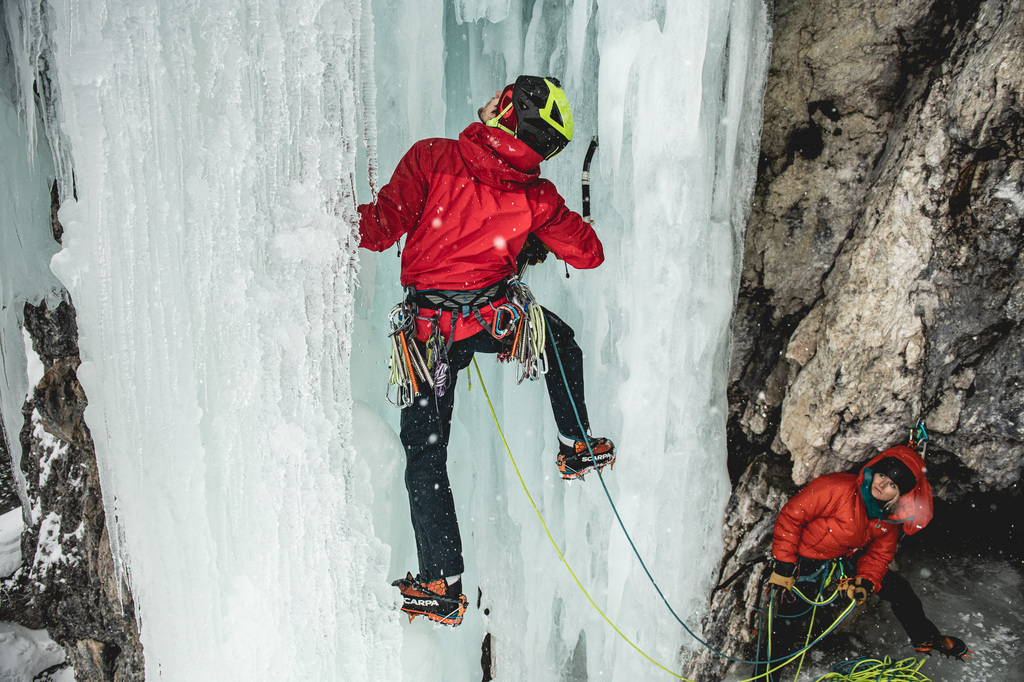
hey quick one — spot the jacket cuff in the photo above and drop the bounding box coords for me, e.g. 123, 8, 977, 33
855, 575, 878, 593
773, 560, 797, 577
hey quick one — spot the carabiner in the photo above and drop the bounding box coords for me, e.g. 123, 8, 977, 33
492, 303, 520, 339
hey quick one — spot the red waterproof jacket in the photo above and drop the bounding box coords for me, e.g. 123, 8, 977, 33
358, 123, 604, 341
772, 446, 933, 590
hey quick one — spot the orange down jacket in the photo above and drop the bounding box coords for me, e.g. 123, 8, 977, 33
772, 446, 933, 590
358, 122, 604, 342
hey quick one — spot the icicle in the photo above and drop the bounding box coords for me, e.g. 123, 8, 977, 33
357, 0, 379, 197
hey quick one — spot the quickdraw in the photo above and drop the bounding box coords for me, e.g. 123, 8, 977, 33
386, 303, 435, 407
496, 277, 547, 383
425, 316, 450, 395
908, 421, 928, 457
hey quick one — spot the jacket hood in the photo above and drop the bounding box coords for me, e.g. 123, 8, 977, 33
457, 123, 543, 190
858, 445, 934, 534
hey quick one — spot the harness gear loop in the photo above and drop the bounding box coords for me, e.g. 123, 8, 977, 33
385, 276, 551, 406
386, 302, 424, 407
498, 277, 547, 384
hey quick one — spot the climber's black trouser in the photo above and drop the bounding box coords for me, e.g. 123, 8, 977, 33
401, 308, 590, 580
876, 570, 941, 645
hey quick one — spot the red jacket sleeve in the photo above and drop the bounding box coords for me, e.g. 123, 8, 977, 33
357, 142, 431, 252
854, 529, 899, 591
772, 483, 823, 565
529, 181, 604, 269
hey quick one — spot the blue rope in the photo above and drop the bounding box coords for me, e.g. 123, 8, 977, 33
543, 310, 852, 666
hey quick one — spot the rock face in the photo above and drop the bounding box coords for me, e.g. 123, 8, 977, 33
688, 0, 1023, 679
0, 299, 144, 680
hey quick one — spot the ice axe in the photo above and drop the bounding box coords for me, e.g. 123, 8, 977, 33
582, 135, 598, 225
557, 136, 599, 278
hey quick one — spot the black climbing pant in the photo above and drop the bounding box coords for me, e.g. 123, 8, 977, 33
876, 570, 941, 645
400, 308, 591, 580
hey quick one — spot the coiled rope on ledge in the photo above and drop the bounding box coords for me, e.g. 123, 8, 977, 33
814, 656, 932, 682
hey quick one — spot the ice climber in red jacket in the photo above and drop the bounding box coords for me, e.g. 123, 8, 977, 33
358, 76, 614, 626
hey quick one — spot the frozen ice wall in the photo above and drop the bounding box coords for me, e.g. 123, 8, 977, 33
9, 0, 398, 679
0, 5, 64, 511
355, 1, 771, 680
4, 0, 769, 678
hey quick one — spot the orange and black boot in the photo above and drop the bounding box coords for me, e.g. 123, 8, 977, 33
557, 436, 616, 480
392, 573, 468, 626
913, 635, 972, 660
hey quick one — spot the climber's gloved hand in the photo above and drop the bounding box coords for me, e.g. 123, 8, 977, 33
516, 234, 550, 272
842, 576, 873, 604
768, 560, 796, 592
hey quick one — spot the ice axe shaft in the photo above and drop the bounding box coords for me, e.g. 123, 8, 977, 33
582, 136, 598, 224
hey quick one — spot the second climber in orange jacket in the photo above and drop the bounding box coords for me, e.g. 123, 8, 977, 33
768, 445, 932, 601
753, 446, 932, 680
767, 445, 970, 660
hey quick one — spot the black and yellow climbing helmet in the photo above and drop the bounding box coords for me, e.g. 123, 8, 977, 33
488, 75, 574, 159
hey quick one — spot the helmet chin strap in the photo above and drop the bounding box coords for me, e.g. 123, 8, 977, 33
485, 102, 516, 136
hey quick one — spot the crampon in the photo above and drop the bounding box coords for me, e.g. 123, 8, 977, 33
392, 573, 468, 626
557, 437, 616, 480
913, 635, 972, 660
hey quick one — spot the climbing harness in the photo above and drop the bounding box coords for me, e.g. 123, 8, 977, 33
760, 561, 850, 681
385, 276, 549, 406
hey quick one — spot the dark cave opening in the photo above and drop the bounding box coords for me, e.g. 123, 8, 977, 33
899, 483, 1023, 562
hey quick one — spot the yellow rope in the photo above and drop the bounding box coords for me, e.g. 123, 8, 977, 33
471, 358, 690, 680
813, 656, 931, 681
746, 583, 855, 682
469, 361, 861, 681
792, 563, 841, 681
